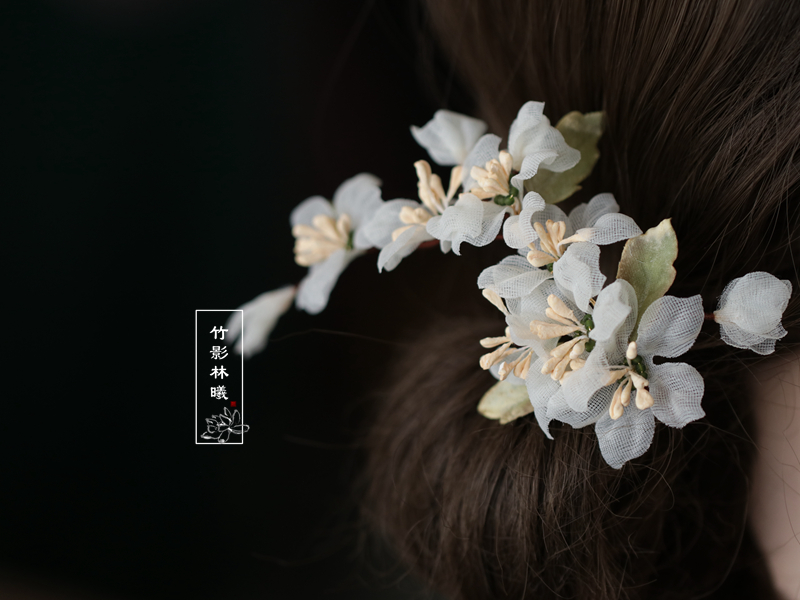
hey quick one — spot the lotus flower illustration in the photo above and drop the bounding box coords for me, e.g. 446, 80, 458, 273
201, 408, 249, 443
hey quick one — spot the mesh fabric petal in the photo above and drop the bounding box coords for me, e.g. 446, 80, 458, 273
595, 405, 655, 469
410, 110, 488, 166
361, 199, 419, 249
636, 295, 703, 358
295, 249, 356, 314
647, 362, 705, 428
553, 242, 605, 313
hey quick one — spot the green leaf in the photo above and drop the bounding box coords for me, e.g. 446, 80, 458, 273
524, 111, 605, 204
616, 219, 678, 338
477, 379, 533, 424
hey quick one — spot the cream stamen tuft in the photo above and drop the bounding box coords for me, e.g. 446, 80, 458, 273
292, 213, 352, 266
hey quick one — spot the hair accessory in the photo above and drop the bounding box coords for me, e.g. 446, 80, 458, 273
228, 102, 792, 468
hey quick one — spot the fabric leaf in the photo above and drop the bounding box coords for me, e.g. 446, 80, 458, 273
616, 218, 678, 338
478, 379, 534, 424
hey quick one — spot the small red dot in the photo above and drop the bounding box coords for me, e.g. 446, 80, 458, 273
230, 401, 237, 407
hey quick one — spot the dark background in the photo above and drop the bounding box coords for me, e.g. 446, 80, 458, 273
3, 0, 469, 597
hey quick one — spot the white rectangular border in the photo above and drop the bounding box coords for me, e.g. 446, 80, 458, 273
195, 309, 244, 445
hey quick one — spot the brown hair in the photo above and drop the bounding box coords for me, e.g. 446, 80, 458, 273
359, 1, 800, 598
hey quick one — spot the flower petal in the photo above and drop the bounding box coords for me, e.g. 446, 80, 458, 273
589, 279, 638, 358
426, 194, 505, 255
526, 360, 562, 439
461, 133, 501, 191
477, 255, 550, 299
595, 405, 655, 469
508, 101, 580, 175
574, 213, 642, 246
561, 348, 616, 412
546, 385, 613, 432
553, 242, 605, 313
331, 173, 383, 240
502, 192, 546, 249
290, 196, 333, 227
511, 150, 559, 193
227, 286, 297, 358
295, 249, 356, 314
361, 199, 420, 249
410, 109, 488, 166
636, 295, 703, 359
529, 203, 572, 240
647, 362, 705, 428
714, 272, 792, 354
377, 223, 432, 272
567, 193, 619, 231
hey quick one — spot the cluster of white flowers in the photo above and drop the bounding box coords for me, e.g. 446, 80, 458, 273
228, 103, 793, 468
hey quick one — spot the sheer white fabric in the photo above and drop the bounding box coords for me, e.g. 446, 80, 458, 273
502, 192, 546, 248
714, 272, 792, 355
426, 194, 507, 254
636, 295, 704, 358
553, 242, 605, 312
293, 174, 383, 313
647, 363, 705, 428
377, 224, 432, 272
544, 387, 613, 437
543, 282, 705, 467
504, 193, 640, 251
574, 213, 642, 246
588, 279, 638, 359
361, 198, 437, 272
477, 255, 550, 299
411, 110, 487, 166
295, 249, 357, 314
461, 134, 502, 191
290, 196, 334, 227
595, 403, 656, 469
505, 280, 572, 357
361, 199, 419, 248
507, 101, 580, 192
331, 173, 384, 249
226, 286, 296, 358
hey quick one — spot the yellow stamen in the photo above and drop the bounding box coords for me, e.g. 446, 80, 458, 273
620, 379, 633, 407
609, 384, 625, 420
635, 387, 654, 410
469, 151, 514, 200
531, 321, 581, 339
482, 289, 509, 315
292, 213, 352, 266
480, 342, 512, 370
527, 248, 555, 267
547, 295, 580, 325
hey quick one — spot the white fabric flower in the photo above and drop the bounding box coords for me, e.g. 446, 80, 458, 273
494, 193, 642, 311
479, 281, 583, 386
426, 102, 581, 255
714, 272, 792, 355
425, 192, 513, 255
225, 286, 297, 358
291, 173, 383, 314
361, 161, 457, 271
530, 279, 706, 469
411, 110, 488, 166
462, 101, 580, 194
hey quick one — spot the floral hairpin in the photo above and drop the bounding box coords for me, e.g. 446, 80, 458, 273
229, 102, 792, 468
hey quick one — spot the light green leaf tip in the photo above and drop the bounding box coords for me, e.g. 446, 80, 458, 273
477, 379, 534, 424
616, 218, 678, 338
524, 111, 605, 204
